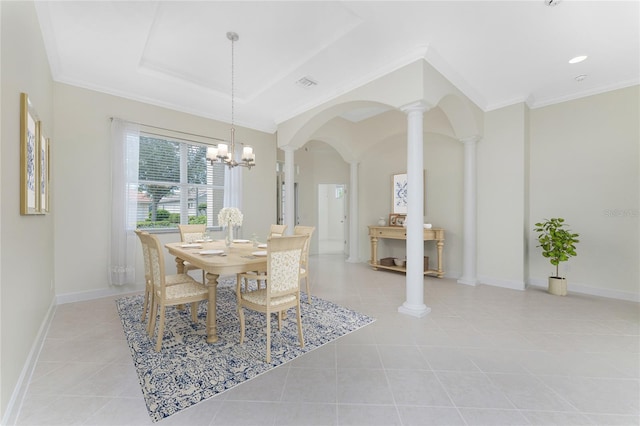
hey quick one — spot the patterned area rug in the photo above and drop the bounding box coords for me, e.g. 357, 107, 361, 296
116, 277, 375, 422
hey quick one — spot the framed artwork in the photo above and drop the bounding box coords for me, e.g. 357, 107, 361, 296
39, 125, 50, 213
392, 173, 408, 214
20, 93, 40, 215
388, 213, 406, 227
391, 171, 426, 215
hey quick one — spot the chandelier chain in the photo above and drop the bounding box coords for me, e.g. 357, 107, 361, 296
231, 35, 235, 128
206, 31, 253, 169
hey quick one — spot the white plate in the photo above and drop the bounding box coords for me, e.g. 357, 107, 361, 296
181, 243, 203, 248
233, 239, 251, 243
257, 243, 267, 248
251, 250, 267, 256
199, 249, 224, 255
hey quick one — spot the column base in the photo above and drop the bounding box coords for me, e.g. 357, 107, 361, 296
346, 256, 360, 263
398, 302, 431, 318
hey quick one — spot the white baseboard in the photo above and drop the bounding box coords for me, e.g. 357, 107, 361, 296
56, 284, 143, 305
2, 296, 56, 426
528, 278, 640, 302
478, 276, 526, 291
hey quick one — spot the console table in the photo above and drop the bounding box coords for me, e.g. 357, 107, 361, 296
368, 226, 445, 277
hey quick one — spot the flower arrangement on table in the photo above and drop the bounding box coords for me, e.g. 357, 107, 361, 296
218, 207, 243, 228
218, 207, 243, 246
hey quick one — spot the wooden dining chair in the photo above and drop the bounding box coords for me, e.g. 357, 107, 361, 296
268, 224, 287, 237
236, 234, 307, 362
237, 224, 287, 291
293, 225, 316, 304
139, 232, 209, 351
135, 229, 196, 334
178, 224, 206, 283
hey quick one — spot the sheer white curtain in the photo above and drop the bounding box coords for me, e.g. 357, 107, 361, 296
109, 118, 139, 286
223, 143, 243, 210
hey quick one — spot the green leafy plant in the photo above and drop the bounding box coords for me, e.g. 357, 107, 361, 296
534, 218, 579, 278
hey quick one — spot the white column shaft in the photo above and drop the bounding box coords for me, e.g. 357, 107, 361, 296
399, 104, 430, 318
458, 137, 479, 285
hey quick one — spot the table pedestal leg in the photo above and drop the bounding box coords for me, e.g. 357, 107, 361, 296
175, 256, 186, 274
206, 272, 220, 343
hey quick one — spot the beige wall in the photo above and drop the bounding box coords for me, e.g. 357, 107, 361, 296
53, 83, 277, 298
528, 86, 639, 298
0, 1, 55, 419
477, 103, 529, 289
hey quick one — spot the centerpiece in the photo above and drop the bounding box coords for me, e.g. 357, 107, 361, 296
218, 207, 243, 246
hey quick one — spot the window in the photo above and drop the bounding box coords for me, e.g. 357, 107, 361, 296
133, 134, 225, 230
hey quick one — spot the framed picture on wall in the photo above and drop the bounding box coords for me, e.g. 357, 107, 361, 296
391, 171, 426, 215
392, 173, 408, 214
20, 93, 40, 215
38, 125, 50, 213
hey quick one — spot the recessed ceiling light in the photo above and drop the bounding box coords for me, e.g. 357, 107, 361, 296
575, 74, 587, 82
569, 55, 588, 64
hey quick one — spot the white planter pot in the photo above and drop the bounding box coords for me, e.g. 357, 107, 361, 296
548, 277, 567, 296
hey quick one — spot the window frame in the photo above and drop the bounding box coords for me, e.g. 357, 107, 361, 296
134, 131, 226, 232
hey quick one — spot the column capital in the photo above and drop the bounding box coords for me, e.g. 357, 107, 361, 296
459, 135, 481, 145
281, 145, 296, 153
400, 100, 433, 114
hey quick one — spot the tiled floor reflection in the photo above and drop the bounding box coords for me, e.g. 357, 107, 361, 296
15, 255, 640, 425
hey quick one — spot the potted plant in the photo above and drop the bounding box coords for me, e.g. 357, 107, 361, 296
534, 217, 580, 296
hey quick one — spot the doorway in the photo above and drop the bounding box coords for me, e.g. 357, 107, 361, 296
318, 184, 346, 254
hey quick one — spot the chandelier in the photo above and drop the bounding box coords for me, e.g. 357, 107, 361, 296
207, 31, 255, 169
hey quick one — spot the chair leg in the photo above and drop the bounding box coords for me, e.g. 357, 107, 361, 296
266, 311, 271, 363
148, 299, 158, 337
277, 311, 282, 330
296, 299, 305, 348
305, 277, 312, 304
141, 284, 149, 322
155, 305, 166, 352
238, 306, 245, 344
236, 273, 244, 292
191, 302, 199, 322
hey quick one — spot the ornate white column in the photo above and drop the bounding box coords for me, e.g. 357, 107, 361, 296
458, 136, 480, 285
347, 161, 359, 263
283, 146, 295, 235
398, 102, 431, 318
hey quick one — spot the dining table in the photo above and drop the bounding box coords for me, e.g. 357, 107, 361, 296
165, 239, 267, 343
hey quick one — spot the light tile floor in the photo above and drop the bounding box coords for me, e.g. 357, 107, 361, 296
15, 255, 640, 426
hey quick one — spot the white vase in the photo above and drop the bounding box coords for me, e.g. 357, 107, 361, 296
225, 222, 233, 247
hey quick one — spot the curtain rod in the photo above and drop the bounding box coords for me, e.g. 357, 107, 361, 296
110, 117, 227, 143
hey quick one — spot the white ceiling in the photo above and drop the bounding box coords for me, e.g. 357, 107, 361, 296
35, 1, 639, 133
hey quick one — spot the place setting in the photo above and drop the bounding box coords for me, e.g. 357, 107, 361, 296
198, 249, 226, 256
